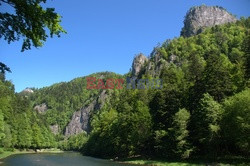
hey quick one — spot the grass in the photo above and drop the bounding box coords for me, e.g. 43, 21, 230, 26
124, 160, 202, 166
124, 159, 250, 166
121, 156, 250, 166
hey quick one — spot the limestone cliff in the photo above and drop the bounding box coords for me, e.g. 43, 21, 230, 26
64, 90, 108, 136
34, 103, 48, 114
181, 5, 237, 37
131, 53, 148, 77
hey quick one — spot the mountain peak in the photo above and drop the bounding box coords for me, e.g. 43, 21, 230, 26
181, 5, 237, 37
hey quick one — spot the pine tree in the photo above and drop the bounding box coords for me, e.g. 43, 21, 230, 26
170, 108, 192, 159
203, 53, 234, 101
191, 93, 223, 155
17, 113, 32, 148
0, 110, 5, 143
32, 123, 43, 149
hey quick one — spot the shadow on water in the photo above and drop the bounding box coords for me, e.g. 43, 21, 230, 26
1, 152, 135, 166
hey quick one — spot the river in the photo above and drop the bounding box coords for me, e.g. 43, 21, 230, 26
1, 152, 135, 166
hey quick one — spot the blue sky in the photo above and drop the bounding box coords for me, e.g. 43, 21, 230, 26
1, 0, 250, 92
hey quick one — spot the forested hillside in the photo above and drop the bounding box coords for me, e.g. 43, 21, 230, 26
30, 72, 123, 136
0, 6, 249, 162
0, 76, 56, 151
81, 17, 250, 159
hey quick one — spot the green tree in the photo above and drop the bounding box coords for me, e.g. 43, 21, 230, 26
114, 100, 152, 156
16, 113, 32, 148
31, 123, 43, 149
1, 124, 13, 150
0, 0, 66, 51
191, 93, 223, 155
41, 125, 55, 148
170, 108, 192, 159
242, 31, 250, 80
150, 65, 188, 130
83, 107, 118, 157
0, 62, 11, 81
186, 54, 206, 111
203, 53, 234, 101
221, 89, 250, 155
0, 110, 5, 143
66, 132, 88, 151
186, 54, 206, 83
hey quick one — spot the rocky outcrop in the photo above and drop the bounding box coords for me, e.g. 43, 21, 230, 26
181, 5, 237, 37
19, 88, 34, 97
131, 53, 148, 77
22, 88, 34, 93
145, 53, 166, 77
141, 6, 236, 77
50, 124, 59, 135
64, 90, 108, 136
144, 47, 180, 77
34, 103, 48, 114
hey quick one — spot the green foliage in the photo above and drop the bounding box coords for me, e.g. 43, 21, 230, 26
150, 64, 188, 133
83, 90, 152, 158
16, 113, 32, 148
30, 72, 123, 134
114, 100, 152, 156
83, 107, 118, 157
0, 62, 11, 81
0, 110, 5, 142
0, 0, 66, 51
186, 54, 206, 84
202, 53, 234, 101
242, 30, 250, 80
221, 89, 250, 155
31, 123, 43, 149
0, 78, 56, 150
1, 124, 13, 150
170, 108, 192, 159
1, 13, 250, 162
62, 132, 88, 151
191, 94, 223, 155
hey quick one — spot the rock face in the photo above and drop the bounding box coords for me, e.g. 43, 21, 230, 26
34, 103, 48, 114
143, 47, 181, 77
19, 88, 34, 97
181, 5, 237, 37
50, 124, 59, 135
131, 53, 148, 77
141, 6, 237, 77
22, 88, 34, 93
64, 90, 108, 136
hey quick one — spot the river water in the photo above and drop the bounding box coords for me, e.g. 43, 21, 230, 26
1, 152, 135, 166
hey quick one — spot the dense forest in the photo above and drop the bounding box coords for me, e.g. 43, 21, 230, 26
0, 75, 56, 151
81, 17, 250, 159
0, 16, 249, 162
29, 72, 123, 135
